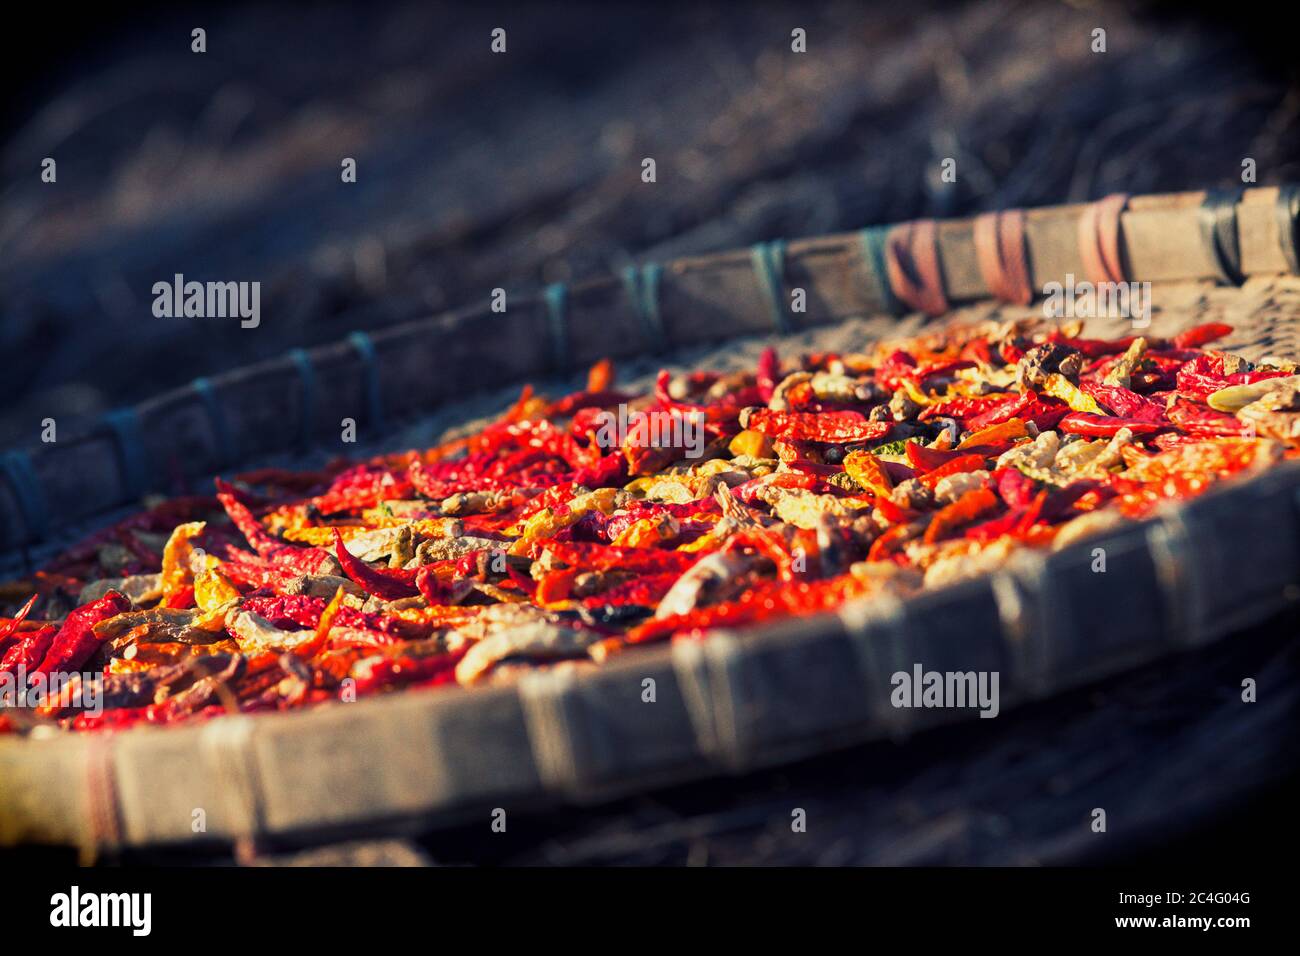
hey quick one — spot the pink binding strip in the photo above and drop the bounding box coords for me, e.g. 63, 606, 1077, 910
973, 210, 1032, 305
884, 220, 949, 317
1077, 193, 1130, 285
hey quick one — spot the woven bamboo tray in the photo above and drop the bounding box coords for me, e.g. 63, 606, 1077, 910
3, 186, 1300, 857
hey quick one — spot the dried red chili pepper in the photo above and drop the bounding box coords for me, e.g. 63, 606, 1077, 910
216, 478, 336, 576
1171, 322, 1233, 350
1013, 490, 1049, 535
746, 408, 892, 444
1058, 412, 1167, 437
1165, 398, 1252, 438
993, 467, 1037, 509
1175, 355, 1290, 401
916, 453, 988, 487
0, 593, 39, 656
918, 393, 1012, 424
966, 392, 1069, 432
871, 495, 917, 525
910, 358, 975, 384
332, 530, 418, 600
32, 590, 132, 678
756, 347, 781, 404
350, 648, 465, 696
1078, 381, 1166, 422
532, 541, 697, 574
923, 487, 999, 544
624, 574, 869, 646
874, 350, 918, 391
581, 572, 682, 609
867, 523, 913, 561
1046, 330, 1138, 358
0, 624, 57, 678
959, 338, 996, 367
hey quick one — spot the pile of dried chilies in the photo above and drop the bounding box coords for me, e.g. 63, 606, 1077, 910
3, 317, 1299, 734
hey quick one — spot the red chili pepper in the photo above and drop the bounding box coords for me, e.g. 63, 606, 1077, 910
570, 453, 627, 489
534, 568, 578, 604
923, 487, 1000, 544
959, 338, 996, 367
545, 389, 633, 418
350, 649, 464, 696
0, 593, 39, 656
162, 585, 196, 609
1079, 381, 1166, 422
1171, 322, 1233, 350
993, 467, 1037, 509
1148, 432, 1209, 452
910, 359, 975, 383
581, 572, 682, 609
603, 498, 718, 541
1058, 412, 1167, 437
756, 347, 780, 404
1013, 490, 1049, 536
918, 393, 1013, 425
1040, 480, 1107, 523
652, 369, 749, 425
1165, 398, 1252, 438
531, 541, 697, 574
1046, 330, 1138, 358
241, 594, 420, 638
32, 590, 132, 678
625, 575, 867, 644
963, 507, 1023, 542
216, 478, 336, 576
1175, 354, 1291, 401
966, 393, 1031, 430
967, 390, 1066, 431
874, 350, 918, 391
415, 566, 469, 606
916, 453, 987, 487
333, 529, 419, 600
0, 624, 57, 678
218, 548, 298, 590
746, 408, 892, 444
872, 495, 916, 524
723, 526, 803, 581
311, 465, 415, 514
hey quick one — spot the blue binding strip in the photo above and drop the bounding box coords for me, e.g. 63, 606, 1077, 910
348, 331, 385, 432
191, 376, 236, 467
859, 226, 903, 316
1198, 189, 1245, 286
543, 282, 570, 374
622, 263, 666, 351
750, 240, 791, 334
288, 348, 318, 448
1276, 184, 1300, 276
1, 450, 49, 541
101, 407, 148, 500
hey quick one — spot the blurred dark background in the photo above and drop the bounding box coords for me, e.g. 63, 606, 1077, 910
2, 0, 1297, 449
